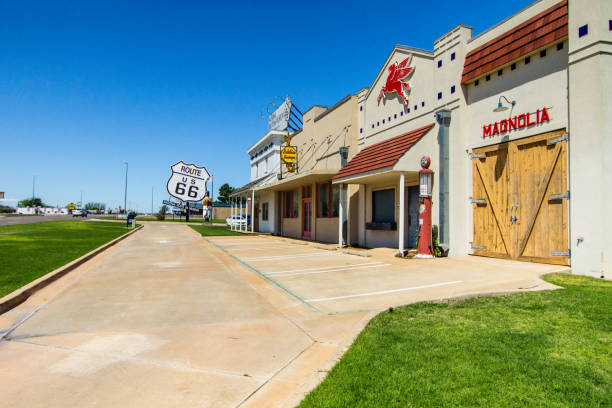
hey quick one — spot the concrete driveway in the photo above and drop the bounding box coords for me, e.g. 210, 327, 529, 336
0, 224, 568, 407
207, 235, 567, 314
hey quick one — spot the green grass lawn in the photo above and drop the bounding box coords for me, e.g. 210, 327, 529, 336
300, 273, 611, 408
189, 225, 243, 236
0, 221, 131, 297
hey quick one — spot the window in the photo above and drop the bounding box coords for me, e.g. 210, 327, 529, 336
579, 24, 588, 37
360, 106, 363, 111
498, 69, 503, 76
451, 85, 456, 94
422, 101, 425, 107
283, 190, 298, 218
317, 181, 339, 218
437, 60, 442, 68
475, 79, 479, 86
437, 92, 442, 100
540, 49, 546, 58
486, 74, 491, 81
262, 202, 269, 221
609, 20, 612, 31
451, 52, 456, 61
511, 63, 516, 70
372, 189, 395, 223
525, 56, 531, 64
360, 128, 363, 133
557, 42, 563, 51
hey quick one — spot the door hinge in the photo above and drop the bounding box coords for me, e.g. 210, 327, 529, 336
552, 250, 570, 257
469, 153, 484, 159
549, 191, 570, 200
548, 134, 568, 145
470, 243, 485, 250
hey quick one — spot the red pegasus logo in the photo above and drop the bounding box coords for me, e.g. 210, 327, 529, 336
377, 55, 415, 105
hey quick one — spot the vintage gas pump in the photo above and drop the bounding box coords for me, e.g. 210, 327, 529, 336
417, 156, 434, 258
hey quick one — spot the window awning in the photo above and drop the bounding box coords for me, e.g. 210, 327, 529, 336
332, 123, 434, 183
230, 174, 276, 197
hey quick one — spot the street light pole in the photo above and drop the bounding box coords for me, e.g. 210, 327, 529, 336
123, 162, 128, 213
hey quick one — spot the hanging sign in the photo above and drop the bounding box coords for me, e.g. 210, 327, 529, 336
268, 96, 292, 131
166, 161, 210, 203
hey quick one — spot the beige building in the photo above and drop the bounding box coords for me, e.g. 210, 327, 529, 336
250, 94, 360, 244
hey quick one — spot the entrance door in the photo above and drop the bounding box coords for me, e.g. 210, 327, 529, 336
472, 130, 569, 265
302, 199, 312, 238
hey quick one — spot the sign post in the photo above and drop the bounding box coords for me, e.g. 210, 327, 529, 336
166, 161, 211, 222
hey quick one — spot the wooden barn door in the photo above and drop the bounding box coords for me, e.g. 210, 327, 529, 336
472, 142, 513, 259
472, 130, 569, 266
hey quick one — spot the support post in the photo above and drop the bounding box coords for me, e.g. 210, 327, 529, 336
398, 172, 405, 256
338, 183, 344, 247
239, 197, 243, 232
251, 189, 255, 233
230, 199, 234, 230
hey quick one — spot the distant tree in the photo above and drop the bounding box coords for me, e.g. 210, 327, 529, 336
156, 205, 167, 220
0, 205, 14, 213
84, 202, 106, 212
218, 183, 236, 204
18, 198, 44, 207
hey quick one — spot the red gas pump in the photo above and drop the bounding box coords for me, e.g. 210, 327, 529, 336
417, 156, 434, 258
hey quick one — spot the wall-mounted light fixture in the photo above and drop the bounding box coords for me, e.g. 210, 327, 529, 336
493, 95, 516, 112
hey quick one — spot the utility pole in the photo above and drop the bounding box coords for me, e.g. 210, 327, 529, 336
123, 162, 128, 213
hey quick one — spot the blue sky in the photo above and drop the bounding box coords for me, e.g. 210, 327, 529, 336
0, 0, 532, 211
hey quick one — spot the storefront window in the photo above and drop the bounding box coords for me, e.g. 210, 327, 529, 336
372, 189, 395, 223
283, 190, 298, 218
317, 183, 329, 217
317, 181, 339, 218
262, 202, 269, 221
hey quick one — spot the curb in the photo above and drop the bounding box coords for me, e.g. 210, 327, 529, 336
342, 249, 372, 257
0, 225, 143, 315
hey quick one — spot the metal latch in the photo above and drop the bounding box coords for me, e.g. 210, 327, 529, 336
470, 243, 485, 250
548, 134, 568, 145
552, 251, 570, 257
469, 153, 484, 159
549, 191, 570, 200
470, 199, 486, 204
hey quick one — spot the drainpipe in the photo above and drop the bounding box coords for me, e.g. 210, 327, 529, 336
435, 109, 451, 247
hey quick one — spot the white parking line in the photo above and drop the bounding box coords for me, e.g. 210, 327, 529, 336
271, 263, 392, 278
305, 281, 463, 302
242, 252, 339, 261
266, 262, 382, 275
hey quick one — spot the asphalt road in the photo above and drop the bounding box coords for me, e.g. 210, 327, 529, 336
0, 215, 83, 226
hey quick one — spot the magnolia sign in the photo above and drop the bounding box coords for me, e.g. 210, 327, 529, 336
483, 107, 550, 138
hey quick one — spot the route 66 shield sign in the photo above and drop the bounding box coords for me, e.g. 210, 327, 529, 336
166, 161, 210, 203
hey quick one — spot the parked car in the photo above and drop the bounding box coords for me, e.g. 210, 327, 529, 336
226, 215, 247, 227
72, 209, 88, 217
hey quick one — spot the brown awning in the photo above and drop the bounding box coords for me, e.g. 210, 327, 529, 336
332, 123, 434, 181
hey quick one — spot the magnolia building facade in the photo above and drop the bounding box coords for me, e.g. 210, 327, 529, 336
334, 0, 611, 277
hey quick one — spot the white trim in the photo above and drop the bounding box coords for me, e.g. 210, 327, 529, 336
305, 281, 463, 302
270, 263, 392, 278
